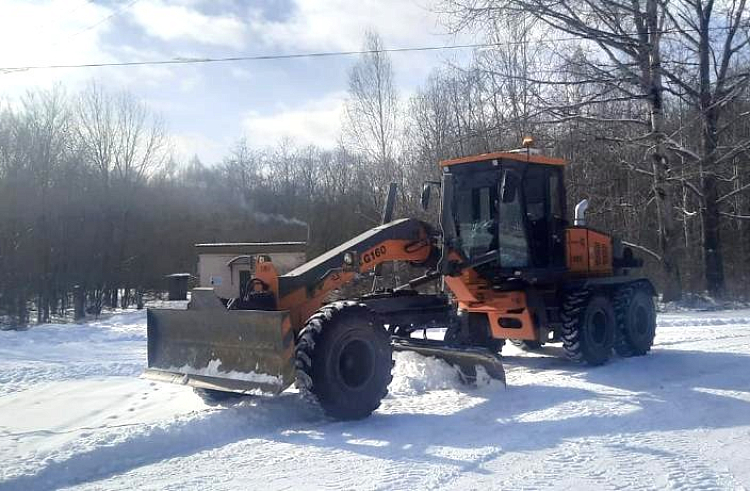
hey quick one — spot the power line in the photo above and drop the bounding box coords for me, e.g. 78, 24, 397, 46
62, 0, 141, 42
0, 23, 745, 73
0, 42, 529, 73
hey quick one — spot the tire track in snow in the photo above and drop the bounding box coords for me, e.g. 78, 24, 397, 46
0, 362, 145, 397
606, 432, 739, 490
0, 395, 323, 491
657, 316, 750, 327
481, 431, 738, 491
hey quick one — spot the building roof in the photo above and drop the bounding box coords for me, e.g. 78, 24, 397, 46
440, 151, 567, 168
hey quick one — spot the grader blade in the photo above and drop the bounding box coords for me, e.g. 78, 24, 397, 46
144, 288, 296, 395
392, 338, 506, 385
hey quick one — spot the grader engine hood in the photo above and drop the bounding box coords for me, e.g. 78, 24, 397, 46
143, 288, 295, 395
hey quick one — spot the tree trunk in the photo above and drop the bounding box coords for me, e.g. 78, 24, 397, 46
701, 174, 724, 296
17, 293, 28, 327
74, 286, 86, 321
121, 287, 131, 309
43, 295, 51, 323
697, 7, 725, 297
89, 288, 104, 317
646, 9, 682, 301
652, 156, 683, 301
36, 294, 43, 324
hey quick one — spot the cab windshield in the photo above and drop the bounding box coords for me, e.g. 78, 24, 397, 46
453, 169, 529, 268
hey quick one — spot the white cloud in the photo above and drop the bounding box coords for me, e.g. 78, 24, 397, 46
130, 0, 247, 49
244, 0, 472, 90
0, 0, 117, 95
241, 92, 346, 148
246, 0, 446, 51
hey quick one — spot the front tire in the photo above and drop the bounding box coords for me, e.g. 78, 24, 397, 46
561, 292, 616, 365
295, 301, 392, 420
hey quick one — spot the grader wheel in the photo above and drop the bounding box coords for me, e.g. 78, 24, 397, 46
294, 301, 392, 420
614, 284, 656, 357
561, 291, 616, 365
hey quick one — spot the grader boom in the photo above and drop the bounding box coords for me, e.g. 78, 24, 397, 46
145, 147, 656, 420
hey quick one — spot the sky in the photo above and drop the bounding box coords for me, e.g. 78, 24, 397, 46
0, 0, 475, 164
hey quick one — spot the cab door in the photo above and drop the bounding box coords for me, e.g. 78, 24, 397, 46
523, 165, 566, 268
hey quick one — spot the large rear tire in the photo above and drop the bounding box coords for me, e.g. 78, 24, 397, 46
561, 292, 616, 365
614, 285, 656, 357
295, 301, 392, 420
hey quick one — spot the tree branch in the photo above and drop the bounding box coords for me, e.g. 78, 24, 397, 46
622, 240, 662, 261
720, 211, 750, 220
718, 182, 750, 203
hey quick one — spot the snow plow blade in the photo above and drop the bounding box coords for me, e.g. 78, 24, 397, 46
144, 288, 295, 395
392, 338, 506, 385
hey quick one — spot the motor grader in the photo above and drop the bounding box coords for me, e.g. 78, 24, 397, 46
145, 146, 656, 420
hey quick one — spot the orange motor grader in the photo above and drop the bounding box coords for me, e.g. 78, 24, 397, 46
145, 147, 656, 420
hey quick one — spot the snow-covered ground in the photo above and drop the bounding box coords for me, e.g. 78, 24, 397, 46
1, 309, 750, 490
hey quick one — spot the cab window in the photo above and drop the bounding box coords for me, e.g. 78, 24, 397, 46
455, 185, 497, 258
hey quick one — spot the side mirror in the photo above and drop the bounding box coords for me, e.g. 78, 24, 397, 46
420, 183, 432, 210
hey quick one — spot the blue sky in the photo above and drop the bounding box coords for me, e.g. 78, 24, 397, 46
1, 0, 474, 164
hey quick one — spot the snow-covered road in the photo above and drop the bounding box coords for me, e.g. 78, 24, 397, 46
1, 309, 749, 490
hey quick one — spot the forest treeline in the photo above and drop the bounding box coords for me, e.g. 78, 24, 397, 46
2, 0, 750, 325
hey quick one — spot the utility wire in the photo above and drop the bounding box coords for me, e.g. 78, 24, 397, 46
0, 23, 746, 73
0, 42, 521, 72
62, 0, 140, 42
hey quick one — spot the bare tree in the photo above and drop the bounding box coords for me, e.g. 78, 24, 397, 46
440, 0, 687, 299
662, 0, 750, 296
344, 30, 400, 210
75, 84, 168, 311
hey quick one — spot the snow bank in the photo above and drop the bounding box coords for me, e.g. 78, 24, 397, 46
389, 351, 464, 395
0, 311, 147, 396
0, 311, 146, 345
659, 293, 750, 313
657, 308, 750, 327
389, 351, 503, 396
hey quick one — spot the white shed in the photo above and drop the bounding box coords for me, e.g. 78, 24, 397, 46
195, 242, 307, 300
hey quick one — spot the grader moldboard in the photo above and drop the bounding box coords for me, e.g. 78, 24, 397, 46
145, 146, 656, 420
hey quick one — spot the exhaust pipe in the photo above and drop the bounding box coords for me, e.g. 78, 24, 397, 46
574, 199, 589, 227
